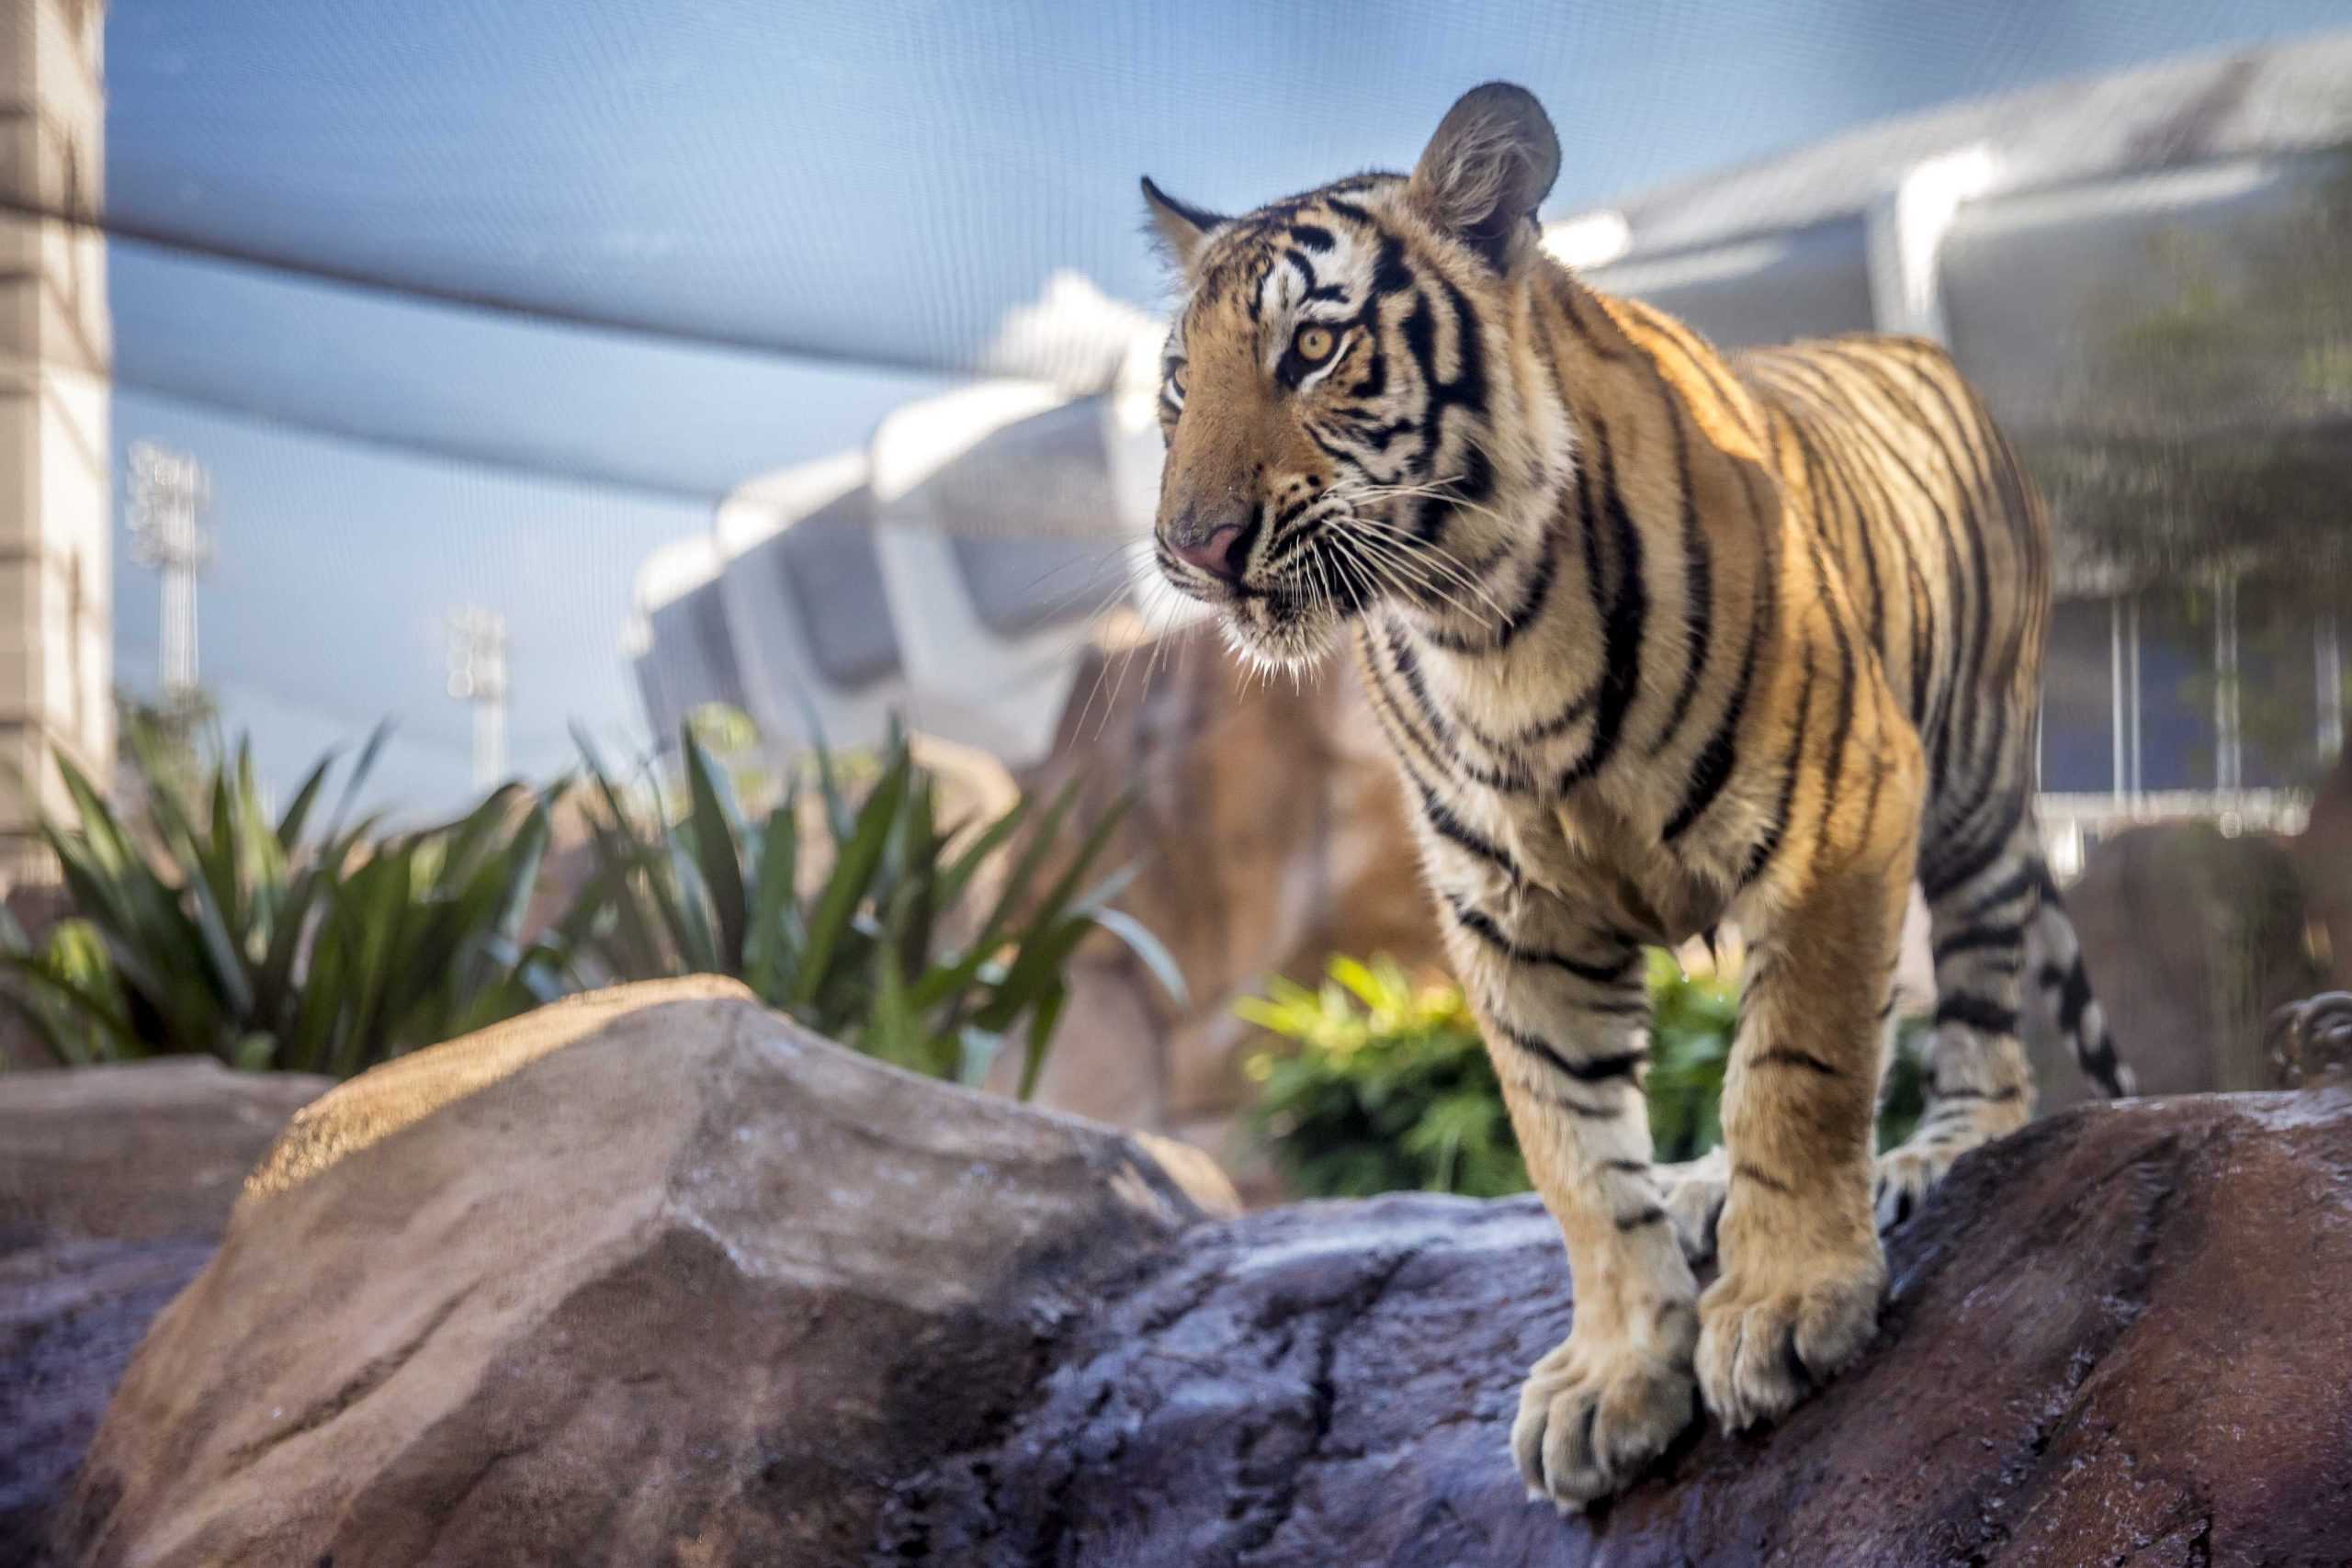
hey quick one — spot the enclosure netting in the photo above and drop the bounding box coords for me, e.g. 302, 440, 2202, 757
30, 0, 2350, 804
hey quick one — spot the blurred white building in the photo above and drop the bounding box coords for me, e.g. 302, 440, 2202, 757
630, 32, 2352, 863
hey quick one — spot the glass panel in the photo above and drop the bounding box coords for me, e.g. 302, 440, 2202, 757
2039, 594, 2113, 793
2135, 583, 2217, 793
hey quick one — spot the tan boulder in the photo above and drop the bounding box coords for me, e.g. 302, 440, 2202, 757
60, 979, 1233, 1568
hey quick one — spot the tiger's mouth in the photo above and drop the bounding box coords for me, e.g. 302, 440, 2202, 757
1217, 588, 1345, 670
1159, 486, 1473, 669
1158, 550, 1355, 671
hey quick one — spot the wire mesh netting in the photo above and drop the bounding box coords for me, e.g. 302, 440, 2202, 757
24, 0, 2346, 809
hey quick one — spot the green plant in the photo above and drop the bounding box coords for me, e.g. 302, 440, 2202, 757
1241, 952, 1933, 1199
1643, 949, 1741, 1164
567, 719, 1179, 1097
0, 720, 568, 1073
1240, 955, 1522, 1198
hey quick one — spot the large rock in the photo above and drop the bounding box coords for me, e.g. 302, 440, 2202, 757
1, 1059, 330, 1249
52, 982, 2352, 1565
2297, 747, 2352, 992
2, 1059, 329, 1561
58, 978, 1236, 1567
2034, 820, 2329, 1108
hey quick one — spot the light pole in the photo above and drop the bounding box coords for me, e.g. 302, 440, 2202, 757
446, 605, 509, 790
126, 442, 214, 695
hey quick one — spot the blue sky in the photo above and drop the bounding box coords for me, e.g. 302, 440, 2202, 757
101, 0, 2352, 812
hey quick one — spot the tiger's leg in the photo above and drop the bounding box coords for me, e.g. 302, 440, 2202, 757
1696, 852, 1908, 1431
1873, 818, 2045, 1231
1655, 968, 1903, 1273
1442, 884, 1699, 1508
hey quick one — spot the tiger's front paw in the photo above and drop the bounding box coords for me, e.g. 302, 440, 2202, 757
1695, 1246, 1883, 1432
1510, 1318, 1698, 1509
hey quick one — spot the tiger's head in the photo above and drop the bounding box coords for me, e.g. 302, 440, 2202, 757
1143, 83, 1571, 670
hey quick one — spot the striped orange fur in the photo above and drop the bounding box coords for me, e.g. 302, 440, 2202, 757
1143, 83, 2131, 1507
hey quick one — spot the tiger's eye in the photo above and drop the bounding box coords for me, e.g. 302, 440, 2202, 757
1295, 325, 1337, 363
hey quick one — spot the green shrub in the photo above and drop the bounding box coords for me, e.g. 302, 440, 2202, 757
567, 719, 1179, 1097
1241, 952, 1931, 1199
1239, 956, 1521, 1198
0, 721, 567, 1074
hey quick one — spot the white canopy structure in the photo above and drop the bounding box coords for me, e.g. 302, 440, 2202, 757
631, 357, 1165, 766
631, 32, 2351, 821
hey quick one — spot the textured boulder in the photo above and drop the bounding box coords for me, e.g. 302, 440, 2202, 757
60, 978, 1236, 1567
2, 1060, 328, 1558
1, 1057, 331, 1250
2034, 821, 2329, 1108
880, 1088, 2352, 1565
54, 981, 2352, 1566
2297, 748, 2352, 993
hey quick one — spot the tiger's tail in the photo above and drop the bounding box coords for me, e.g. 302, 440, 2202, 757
2028, 861, 2136, 1099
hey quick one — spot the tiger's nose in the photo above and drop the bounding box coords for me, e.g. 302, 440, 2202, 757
1168, 516, 1248, 581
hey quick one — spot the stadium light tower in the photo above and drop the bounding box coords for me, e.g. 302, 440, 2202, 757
125, 442, 215, 694
446, 605, 509, 789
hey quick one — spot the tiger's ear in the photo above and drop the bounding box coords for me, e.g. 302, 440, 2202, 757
1140, 175, 1225, 274
1408, 83, 1561, 270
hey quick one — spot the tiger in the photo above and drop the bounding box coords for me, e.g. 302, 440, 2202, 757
1141, 82, 2135, 1508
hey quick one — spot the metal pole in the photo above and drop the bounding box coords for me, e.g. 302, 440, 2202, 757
126, 442, 214, 696
447, 605, 509, 790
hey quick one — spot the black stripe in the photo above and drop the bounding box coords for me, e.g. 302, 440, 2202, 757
1447, 896, 1638, 986
1658, 617, 1754, 844
1354, 626, 1456, 781
1739, 641, 1817, 886
1956, 863, 2038, 923
1833, 346, 1997, 722
1459, 673, 1598, 751
1921, 786, 2026, 901
2052, 956, 2095, 1033
1615, 1204, 1669, 1233
1733, 1162, 1792, 1195
1765, 356, 1959, 757
1931, 921, 2028, 964
1748, 1046, 1843, 1077
1382, 623, 1534, 793
1787, 416, 1885, 661
1498, 1023, 1649, 1083
1797, 526, 1859, 851
1535, 1088, 1620, 1120
1648, 398, 1713, 759
1550, 277, 1634, 363
1415, 783, 1521, 881
1557, 416, 1647, 791
1643, 307, 1763, 445
1422, 522, 1560, 656
1934, 992, 2019, 1036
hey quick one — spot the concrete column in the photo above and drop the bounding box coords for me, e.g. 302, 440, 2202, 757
0, 0, 110, 882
